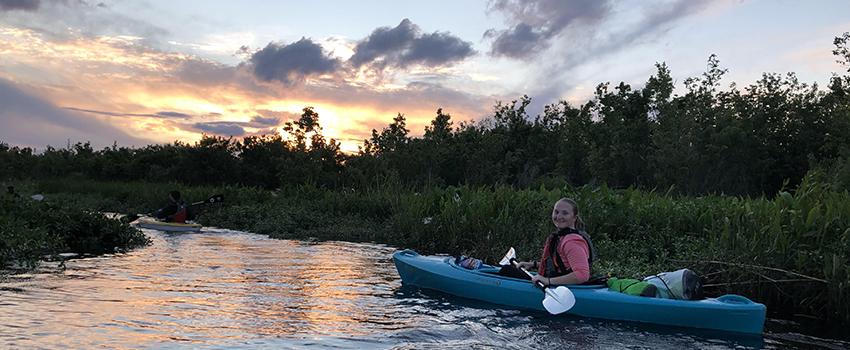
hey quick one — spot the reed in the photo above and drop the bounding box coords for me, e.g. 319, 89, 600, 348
17, 174, 850, 325
1, 193, 149, 269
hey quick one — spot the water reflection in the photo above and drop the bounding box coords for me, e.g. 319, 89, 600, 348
1, 228, 847, 349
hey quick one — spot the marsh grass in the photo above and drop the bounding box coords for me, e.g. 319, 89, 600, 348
18, 175, 850, 325
0, 193, 149, 269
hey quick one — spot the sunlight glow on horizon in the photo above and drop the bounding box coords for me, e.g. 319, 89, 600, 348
2, 1, 848, 149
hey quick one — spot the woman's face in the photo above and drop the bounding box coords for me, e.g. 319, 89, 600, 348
551, 201, 576, 229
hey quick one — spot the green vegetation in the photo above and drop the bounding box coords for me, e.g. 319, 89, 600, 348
19, 174, 850, 325
3, 34, 850, 197
0, 192, 150, 269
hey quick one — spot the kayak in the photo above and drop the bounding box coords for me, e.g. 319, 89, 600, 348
134, 218, 202, 232
393, 249, 766, 335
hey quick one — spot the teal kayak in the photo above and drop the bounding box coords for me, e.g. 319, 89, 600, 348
393, 249, 766, 335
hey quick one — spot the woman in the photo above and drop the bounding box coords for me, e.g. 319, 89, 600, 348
506, 198, 596, 286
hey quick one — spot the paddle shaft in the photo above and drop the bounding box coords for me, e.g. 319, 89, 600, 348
500, 247, 575, 314
510, 258, 548, 290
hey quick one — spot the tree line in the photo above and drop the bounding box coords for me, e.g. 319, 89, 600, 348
3, 34, 850, 196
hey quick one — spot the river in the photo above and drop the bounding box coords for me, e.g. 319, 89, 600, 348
1, 228, 848, 349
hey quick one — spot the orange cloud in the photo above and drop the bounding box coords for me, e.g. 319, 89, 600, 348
0, 25, 496, 151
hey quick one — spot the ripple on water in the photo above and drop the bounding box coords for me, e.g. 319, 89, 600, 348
0, 228, 846, 349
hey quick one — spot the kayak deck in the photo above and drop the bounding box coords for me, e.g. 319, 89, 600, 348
393, 249, 766, 335
134, 218, 202, 232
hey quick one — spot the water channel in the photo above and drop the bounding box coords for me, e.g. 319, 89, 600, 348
2, 228, 848, 349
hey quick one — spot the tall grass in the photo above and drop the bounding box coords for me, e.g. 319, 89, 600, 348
0, 194, 150, 269
23, 174, 850, 325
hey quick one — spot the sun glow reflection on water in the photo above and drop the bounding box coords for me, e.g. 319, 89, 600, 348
0, 228, 846, 349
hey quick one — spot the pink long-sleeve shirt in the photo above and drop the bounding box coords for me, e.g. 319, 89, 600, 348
537, 233, 591, 283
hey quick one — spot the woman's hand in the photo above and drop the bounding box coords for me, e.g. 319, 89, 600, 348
531, 274, 551, 286
516, 261, 535, 270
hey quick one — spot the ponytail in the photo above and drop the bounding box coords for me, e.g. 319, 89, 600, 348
557, 198, 585, 231
575, 214, 586, 231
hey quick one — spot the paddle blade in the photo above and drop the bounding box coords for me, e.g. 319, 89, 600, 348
207, 194, 224, 204
542, 286, 575, 315
499, 247, 516, 266
192, 194, 225, 206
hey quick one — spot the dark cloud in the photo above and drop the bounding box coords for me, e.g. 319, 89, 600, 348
403, 32, 476, 67
350, 18, 475, 70
63, 107, 160, 118
349, 19, 418, 67
249, 38, 341, 85
486, 0, 612, 59
493, 0, 712, 116
486, 0, 710, 61
192, 122, 246, 136
155, 111, 192, 119
0, 79, 149, 148
485, 23, 543, 58
63, 107, 193, 119
250, 115, 280, 126
0, 0, 40, 11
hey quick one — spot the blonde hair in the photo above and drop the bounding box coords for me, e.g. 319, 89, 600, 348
556, 198, 585, 231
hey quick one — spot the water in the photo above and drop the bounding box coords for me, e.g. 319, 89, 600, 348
1, 228, 848, 349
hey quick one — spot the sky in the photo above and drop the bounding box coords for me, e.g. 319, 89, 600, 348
1, 0, 848, 152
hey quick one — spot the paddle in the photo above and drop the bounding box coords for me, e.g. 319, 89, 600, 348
499, 247, 576, 315
191, 194, 224, 206
125, 194, 224, 223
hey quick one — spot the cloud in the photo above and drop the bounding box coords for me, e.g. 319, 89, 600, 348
349, 19, 476, 70
1, 19, 496, 149
0, 0, 167, 46
155, 111, 192, 119
349, 19, 418, 67
403, 32, 476, 67
0, 78, 149, 148
0, 0, 40, 11
249, 38, 342, 85
250, 115, 280, 126
62, 107, 193, 119
63, 107, 161, 118
175, 58, 237, 86
486, 0, 612, 59
485, 23, 544, 59
487, 0, 713, 116
191, 122, 245, 136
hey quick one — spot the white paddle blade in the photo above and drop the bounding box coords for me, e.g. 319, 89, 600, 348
498, 247, 516, 266
542, 286, 575, 315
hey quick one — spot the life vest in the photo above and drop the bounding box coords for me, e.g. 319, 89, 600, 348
169, 202, 189, 223
542, 227, 596, 278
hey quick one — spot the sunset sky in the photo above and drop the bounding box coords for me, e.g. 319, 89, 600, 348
1, 0, 848, 152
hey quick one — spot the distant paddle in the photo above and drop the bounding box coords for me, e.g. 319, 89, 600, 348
125, 194, 224, 223
499, 247, 576, 314
191, 194, 224, 206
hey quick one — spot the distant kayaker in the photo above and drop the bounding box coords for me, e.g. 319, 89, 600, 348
502, 198, 596, 286
153, 190, 193, 223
